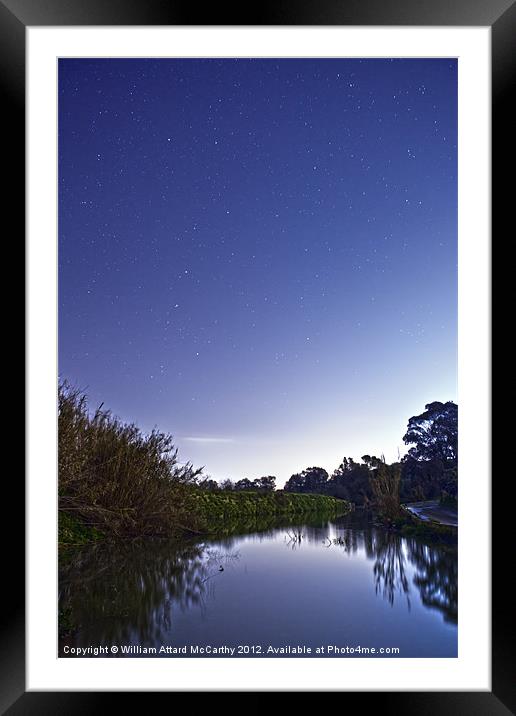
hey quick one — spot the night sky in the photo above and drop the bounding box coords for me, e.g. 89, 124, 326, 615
59, 58, 457, 486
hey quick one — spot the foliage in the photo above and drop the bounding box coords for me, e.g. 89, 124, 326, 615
396, 515, 457, 546
234, 478, 254, 491
403, 401, 458, 466
400, 457, 443, 501
199, 478, 219, 491
217, 476, 277, 492
369, 461, 402, 519
219, 479, 235, 491
252, 476, 276, 492
400, 401, 458, 503
284, 467, 329, 493
187, 490, 349, 533
325, 457, 374, 505
59, 511, 104, 547
440, 467, 458, 501
59, 381, 204, 538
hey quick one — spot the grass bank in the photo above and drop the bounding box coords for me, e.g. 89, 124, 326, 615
59, 491, 350, 547
187, 490, 349, 534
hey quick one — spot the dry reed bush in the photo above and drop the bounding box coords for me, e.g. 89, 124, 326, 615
58, 381, 203, 537
370, 462, 402, 520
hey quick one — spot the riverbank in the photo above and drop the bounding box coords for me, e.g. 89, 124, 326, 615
189, 490, 350, 535
374, 505, 457, 545
58, 383, 353, 548
403, 500, 458, 527
59, 510, 457, 652
59, 491, 350, 547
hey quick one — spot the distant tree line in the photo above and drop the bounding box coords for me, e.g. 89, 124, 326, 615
283, 401, 457, 509
201, 476, 277, 493
200, 401, 458, 512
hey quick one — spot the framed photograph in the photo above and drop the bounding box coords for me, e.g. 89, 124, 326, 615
7, 0, 508, 708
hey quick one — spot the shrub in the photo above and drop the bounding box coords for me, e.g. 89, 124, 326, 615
58, 381, 203, 537
369, 462, 402, 520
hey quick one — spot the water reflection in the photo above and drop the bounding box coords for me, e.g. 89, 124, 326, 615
285, 515, 456, 623
409, 541, 457, 624
59, 512, 457, 653
369, 531, 411, 610
60, 540, 239, 646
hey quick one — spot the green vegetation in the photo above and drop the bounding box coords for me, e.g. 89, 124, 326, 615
369, 460, 402, 520
370, 504, 457, 545
187, 490, 348, 534
58, 381, 455, 546
59, 382, 349, 544
440, 485, 458, 507
59, 511, 104, 547
395, 514, 456, 545
59, 381, 205, 540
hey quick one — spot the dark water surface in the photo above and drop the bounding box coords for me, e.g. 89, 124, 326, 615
59, 513, 457, 657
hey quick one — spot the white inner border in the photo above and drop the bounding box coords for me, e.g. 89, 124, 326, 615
27, 26, 491, 691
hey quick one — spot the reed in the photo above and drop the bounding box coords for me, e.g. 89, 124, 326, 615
58, 381, 203, 538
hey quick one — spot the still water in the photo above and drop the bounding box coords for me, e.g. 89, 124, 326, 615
59, 513, 457, 657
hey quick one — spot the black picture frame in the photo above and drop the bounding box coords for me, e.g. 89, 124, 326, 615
5, 0, 510, 710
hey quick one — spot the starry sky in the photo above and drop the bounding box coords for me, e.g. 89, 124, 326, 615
59, 58, 457, 486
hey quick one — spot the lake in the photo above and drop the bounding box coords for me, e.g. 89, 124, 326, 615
59, 512, 457, 658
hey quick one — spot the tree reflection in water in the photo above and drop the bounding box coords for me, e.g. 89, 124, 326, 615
299, 514, 457, 624
59, 539, 239, 646
408, 540, 457, 624
365, 531, 411, 610
60, 514, 457, 650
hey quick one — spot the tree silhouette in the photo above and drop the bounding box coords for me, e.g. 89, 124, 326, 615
252, 476, 276, 492
284, 467, 329, 494
200, 478, 219, 491
403, 401, 457, 466
326, 457, 373, 505
234, 478, 254, 491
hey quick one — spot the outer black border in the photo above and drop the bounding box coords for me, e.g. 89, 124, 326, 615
5, 0, 512, 710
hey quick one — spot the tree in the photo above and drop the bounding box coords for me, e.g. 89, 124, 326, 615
252, 476, 276, 492
283, 472, 305, 493
440, 467, 458, 501
284, 467, 329, 494
219, 479, 234, 491
403, 401, 457, 466
234, 478, 254, 491
200, 478, 219, 491
326, 457, 373, 505
400, 458, 443, 501
361, 455, 384, 470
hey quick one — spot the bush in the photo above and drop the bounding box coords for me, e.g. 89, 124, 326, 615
58, 381, 203, 537
187, 490, 349, 532
369, 462, 402, 519
58, 511, 104, 546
